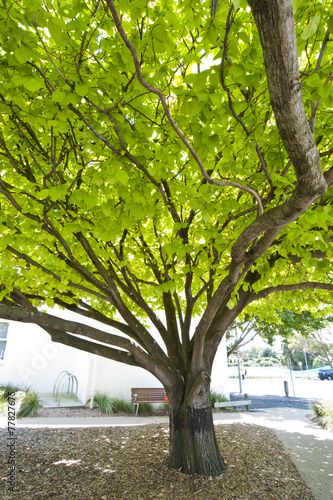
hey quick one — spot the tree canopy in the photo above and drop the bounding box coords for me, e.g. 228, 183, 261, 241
0, 0, 332, 475
227, 308, 333, 355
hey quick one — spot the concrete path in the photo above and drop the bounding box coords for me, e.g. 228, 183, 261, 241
214, 408, 333, 500
1, 407, 332, 500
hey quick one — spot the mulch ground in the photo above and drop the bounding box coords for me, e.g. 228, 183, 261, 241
0, 413, 314, 499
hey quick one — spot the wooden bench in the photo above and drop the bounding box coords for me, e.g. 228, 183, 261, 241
214, 399, 252, 411
131, 388, 168, 416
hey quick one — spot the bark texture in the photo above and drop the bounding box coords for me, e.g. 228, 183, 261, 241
168, 371, 227, 476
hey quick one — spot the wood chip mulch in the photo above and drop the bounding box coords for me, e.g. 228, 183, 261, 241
0, 414, 314, 500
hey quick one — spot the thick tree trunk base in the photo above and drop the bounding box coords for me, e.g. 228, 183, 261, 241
168, 405, 227, 476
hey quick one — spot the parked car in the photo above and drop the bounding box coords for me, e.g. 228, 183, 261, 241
317, 368, 333, 380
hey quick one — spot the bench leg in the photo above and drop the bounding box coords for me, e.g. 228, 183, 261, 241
133, 402, 139, 417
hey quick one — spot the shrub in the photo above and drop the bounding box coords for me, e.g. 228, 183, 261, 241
0, 383, 23, 401
159, 403, 169, 412
210, 390, 228, 408
137, 402, 153, 414
259, 358, 278, 367
17, 392, 42, 418
313, 357, 326, 369
312, 400, 333, 432
110, 397, 132, 414
1, 384, 28, 416
91, 393, 114, 415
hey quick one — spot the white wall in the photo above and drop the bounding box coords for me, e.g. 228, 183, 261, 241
0, 313, 229, 403
211, 335, 230, 397
0, 317, 163, 402
84, 354, 160, 404
0, 320, 79, 393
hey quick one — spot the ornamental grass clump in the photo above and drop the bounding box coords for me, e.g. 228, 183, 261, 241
137, 403, 153, 414
92, 393, 114, 415
210, 390, 228, 408
1, 384, 29, 416
110, 397, 132, 414
17, 392, 42, 418
312, 400, 333, 432
0, 383, 22, 400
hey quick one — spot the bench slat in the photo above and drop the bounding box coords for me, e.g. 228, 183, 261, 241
214, 400, 252, 408
131, 388, 167, 415
131, 388, 166, 402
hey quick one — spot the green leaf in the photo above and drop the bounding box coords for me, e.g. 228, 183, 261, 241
227, 298, 237, 309
84, 193, 98, 209
22, 78, 44, 92
14, 46, 32, 64
75, 83, 90, 97
327, 16, 333, 34
301, 13, 321, 40
233, 0, 247, 10
115, 170, 129, 185
52, 91, 66, 103
291, 0, 304, 13
48, 18, 66, 44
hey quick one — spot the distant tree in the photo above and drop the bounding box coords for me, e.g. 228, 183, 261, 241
281, 342, 313, 369
262, 347, 278, 359
287, 331, 333, 368
247, 346, 265, 360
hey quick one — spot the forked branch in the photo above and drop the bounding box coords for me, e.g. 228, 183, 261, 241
104, 0, 263, 215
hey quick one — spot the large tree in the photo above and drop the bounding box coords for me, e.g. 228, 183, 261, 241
0, 0, 332, 475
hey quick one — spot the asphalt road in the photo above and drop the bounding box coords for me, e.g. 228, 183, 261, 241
228, 374, 332, 409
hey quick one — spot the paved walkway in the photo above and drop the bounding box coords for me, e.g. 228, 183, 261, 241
1, 405, 332, 500
214, 408, 333, 500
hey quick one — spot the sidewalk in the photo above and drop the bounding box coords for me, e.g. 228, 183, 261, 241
214, 408, 333, 500
1, 407, 332, 500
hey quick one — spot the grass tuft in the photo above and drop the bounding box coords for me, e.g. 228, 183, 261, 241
137, 402, 153, 414
110, 397, 132, 414
91, 393, 114, 415
312, 399, 333, 431
17, 392, 42, 418
210, 390, 228, 408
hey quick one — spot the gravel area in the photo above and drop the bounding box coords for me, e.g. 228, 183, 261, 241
0, 407, 314, 499
36, 406, 113, 418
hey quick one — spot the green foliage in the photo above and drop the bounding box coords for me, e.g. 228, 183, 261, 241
262, 347, 278, 359
89, 395, 157, 415
210, 390, 228, 408
0, 384, 28, 416
0, 0, 331, 331
259, 358, 279, 367
137, 403, 153, 414
0, 383, 22, 400
247, 346, 265, 359
313, 357, 326, 368
281, 321, 333, 369
312, 400, 333, 432
110, 398, 133, 414
16, 392, 42, 418
159, 402, 170, 412
90, 393, 114, 415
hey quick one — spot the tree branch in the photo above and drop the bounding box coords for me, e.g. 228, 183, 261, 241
250, 282, 333, 303
105, 0, 263, 215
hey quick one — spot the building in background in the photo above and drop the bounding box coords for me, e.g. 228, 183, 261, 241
0, 310, 229, 404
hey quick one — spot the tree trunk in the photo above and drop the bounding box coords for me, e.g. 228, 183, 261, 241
167, 371, 227, 476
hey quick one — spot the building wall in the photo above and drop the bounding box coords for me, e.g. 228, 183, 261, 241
211, 335, 230, 397
0, 320, 77, 393
0, 313, 229, 403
